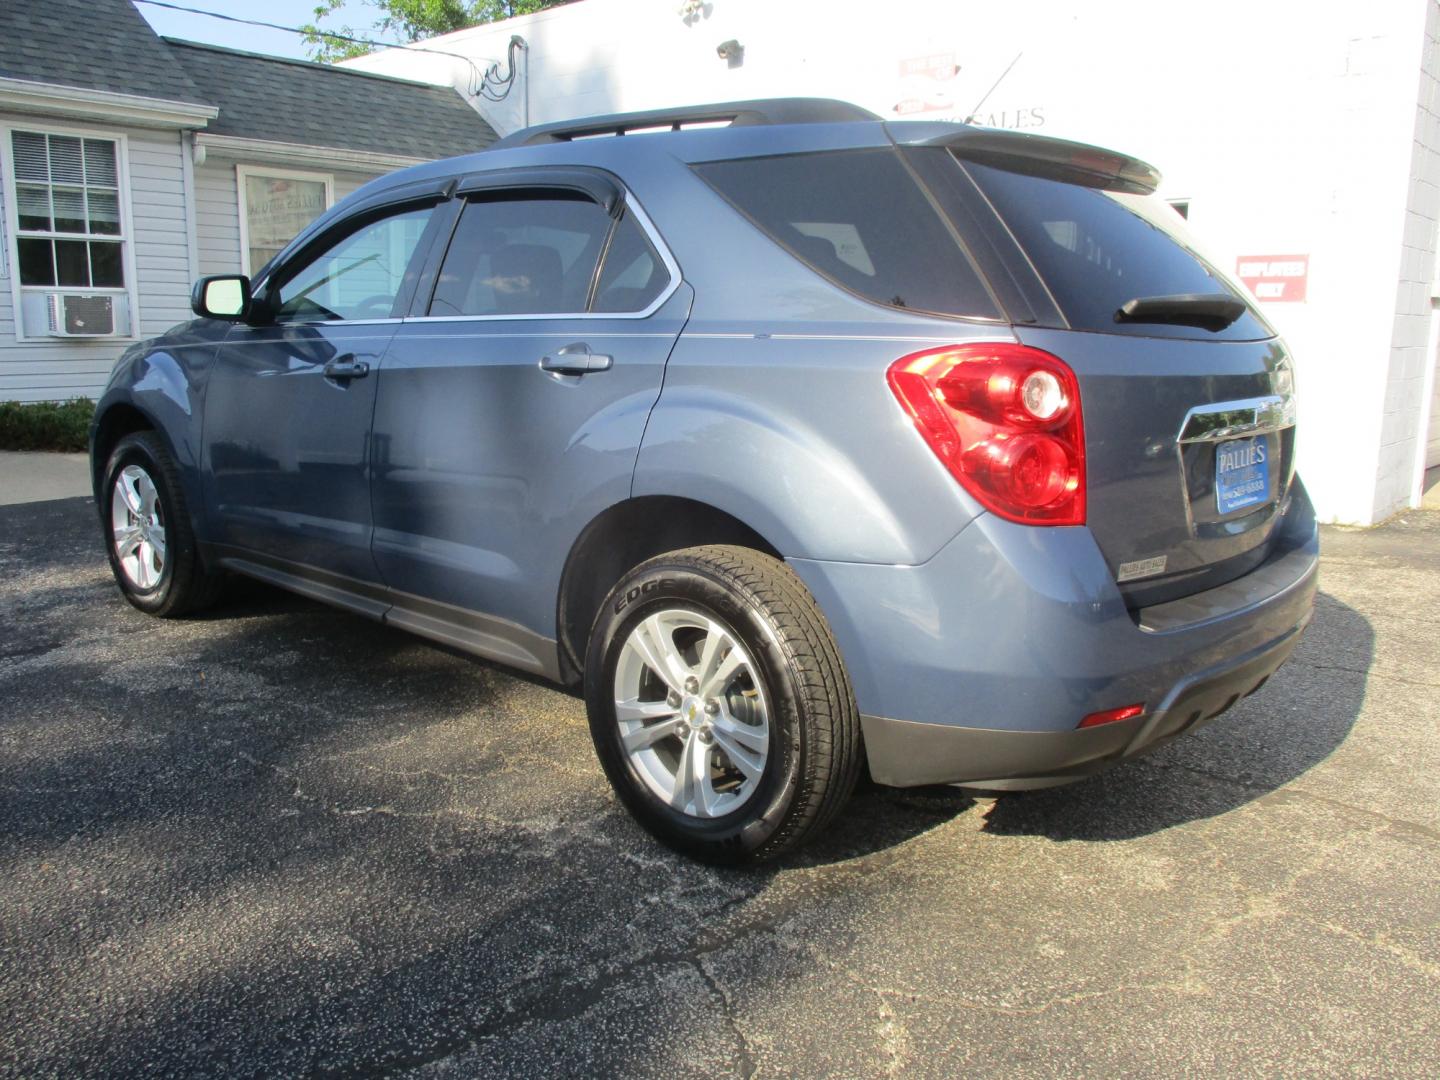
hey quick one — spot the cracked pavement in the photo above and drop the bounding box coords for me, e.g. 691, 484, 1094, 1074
1, 494, 1438, 1078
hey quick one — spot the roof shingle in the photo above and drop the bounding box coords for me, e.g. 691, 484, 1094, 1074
0, 0, 205, 104
166, 39, 498, 160
0, 0, 497, 161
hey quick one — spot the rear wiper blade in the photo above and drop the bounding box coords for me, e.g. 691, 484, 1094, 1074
1114, 293, 1247, 332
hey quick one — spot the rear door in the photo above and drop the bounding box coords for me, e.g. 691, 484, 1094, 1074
913, 146, 1295, 601
370, 174, 688, 667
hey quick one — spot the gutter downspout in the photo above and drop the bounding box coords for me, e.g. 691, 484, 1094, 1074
181, 132, 201, 284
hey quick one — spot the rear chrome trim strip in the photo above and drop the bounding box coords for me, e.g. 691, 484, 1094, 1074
1176, 394, 1295, 444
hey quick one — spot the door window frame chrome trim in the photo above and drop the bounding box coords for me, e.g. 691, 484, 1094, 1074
407, 193, 682, 324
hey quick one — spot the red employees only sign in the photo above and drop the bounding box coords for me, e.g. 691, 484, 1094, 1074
1236, 254, 1309, 302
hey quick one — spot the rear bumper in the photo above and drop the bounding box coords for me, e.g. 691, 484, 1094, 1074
859, 616, 1306, 788
788, 478, 1318, 789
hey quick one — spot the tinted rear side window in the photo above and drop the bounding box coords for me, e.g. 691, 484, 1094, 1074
694, 149, 1000, 321
965, 160, 1270, 340
430, 193, 611, 317
593, 211, 668, 313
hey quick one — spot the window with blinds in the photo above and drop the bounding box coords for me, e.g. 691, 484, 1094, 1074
10, 131, 125, 290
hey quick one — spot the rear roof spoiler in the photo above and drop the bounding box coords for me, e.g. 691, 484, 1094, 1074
897, 126, 1162, 194
492, 98, 881, 149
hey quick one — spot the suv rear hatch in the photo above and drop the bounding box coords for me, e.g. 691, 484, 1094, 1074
692, 128, 1296, 606
896, 129, 1297, 604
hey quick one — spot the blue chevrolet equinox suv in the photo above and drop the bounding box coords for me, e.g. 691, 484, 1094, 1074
92, 99, 1318, 862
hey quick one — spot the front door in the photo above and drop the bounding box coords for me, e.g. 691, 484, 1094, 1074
203, 202, 440, 591
370, 184, 687, 670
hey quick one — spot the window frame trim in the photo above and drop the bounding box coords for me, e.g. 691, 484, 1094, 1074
411, 189, 681, 323
236, 163, 335, 277
1, 120, 140, 343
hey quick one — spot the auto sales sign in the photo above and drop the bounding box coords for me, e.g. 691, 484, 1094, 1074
1236, 254, 1309, 302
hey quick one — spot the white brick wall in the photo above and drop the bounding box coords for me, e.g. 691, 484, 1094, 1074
1426, 3, 1440, 476
1379, 0, 1440, 512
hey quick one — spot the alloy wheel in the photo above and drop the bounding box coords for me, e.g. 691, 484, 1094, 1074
613, 607, 771, 818
111, 464, 167, 591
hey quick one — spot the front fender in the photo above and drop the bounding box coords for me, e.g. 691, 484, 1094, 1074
92, 320, 229, 520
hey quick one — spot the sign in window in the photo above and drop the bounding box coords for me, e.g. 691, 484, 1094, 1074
240, 170, 331, 275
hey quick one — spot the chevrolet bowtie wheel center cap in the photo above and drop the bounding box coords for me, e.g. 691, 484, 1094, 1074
683, 697, 708, 731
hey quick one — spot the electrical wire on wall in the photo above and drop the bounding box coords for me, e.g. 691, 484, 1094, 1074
131, 0, 523, 105
479, 36, 528, 104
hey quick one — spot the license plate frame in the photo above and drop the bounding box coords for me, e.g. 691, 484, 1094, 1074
1215, 435, 1270, 516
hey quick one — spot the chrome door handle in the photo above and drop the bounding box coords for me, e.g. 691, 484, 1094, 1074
323, 355, 370, 381
539, 343, 612, 376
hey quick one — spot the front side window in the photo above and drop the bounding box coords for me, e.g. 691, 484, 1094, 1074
274, 205, 434, 322
239, 169, 332, 275
10, 130, 124, 288
429, 193, 615, 317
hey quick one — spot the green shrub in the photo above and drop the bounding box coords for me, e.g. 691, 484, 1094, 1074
0, 398, 95, 452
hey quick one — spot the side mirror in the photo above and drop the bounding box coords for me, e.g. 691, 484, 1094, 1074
191, 275, 251, 320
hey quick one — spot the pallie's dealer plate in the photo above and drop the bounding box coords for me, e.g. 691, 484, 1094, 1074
1215, 435, 1270, 515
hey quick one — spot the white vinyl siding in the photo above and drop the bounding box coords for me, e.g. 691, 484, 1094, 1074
194, 159, 241, 279
0, 115, 191, 403
127, 134, 191, 328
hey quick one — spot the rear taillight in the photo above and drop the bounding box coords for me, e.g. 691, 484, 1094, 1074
887, 342, 1086, 525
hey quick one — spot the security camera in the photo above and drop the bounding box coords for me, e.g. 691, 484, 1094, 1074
717, 39, 743, 61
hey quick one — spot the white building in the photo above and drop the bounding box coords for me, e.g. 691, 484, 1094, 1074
347, 0, 1440, 525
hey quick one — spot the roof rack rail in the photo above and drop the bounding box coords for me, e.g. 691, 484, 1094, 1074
490, 98, 879, 149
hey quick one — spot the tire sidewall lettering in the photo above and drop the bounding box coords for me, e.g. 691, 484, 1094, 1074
613, 576, 676, 616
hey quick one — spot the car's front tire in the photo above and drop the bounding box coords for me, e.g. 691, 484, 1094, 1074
101, 432, 220, 617
585, 545, 861, 863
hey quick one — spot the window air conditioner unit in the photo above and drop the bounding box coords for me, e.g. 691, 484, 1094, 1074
46, 293, 117, 337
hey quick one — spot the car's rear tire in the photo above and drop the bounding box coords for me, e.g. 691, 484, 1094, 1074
585, 544, 861, 864
101, 432, 221, 617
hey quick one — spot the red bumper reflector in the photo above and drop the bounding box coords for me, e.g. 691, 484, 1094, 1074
1078, 704, 1145, 729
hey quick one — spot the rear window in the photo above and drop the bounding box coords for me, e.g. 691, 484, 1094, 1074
694, 149, 1000, 321
964, 160, 1269, 339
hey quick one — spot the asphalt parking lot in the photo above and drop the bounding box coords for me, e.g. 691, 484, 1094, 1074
2, 478, 1438, 1077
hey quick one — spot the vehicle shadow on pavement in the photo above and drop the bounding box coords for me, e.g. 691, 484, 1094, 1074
980, 591, 1370, 841
198, 576, 979, 866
